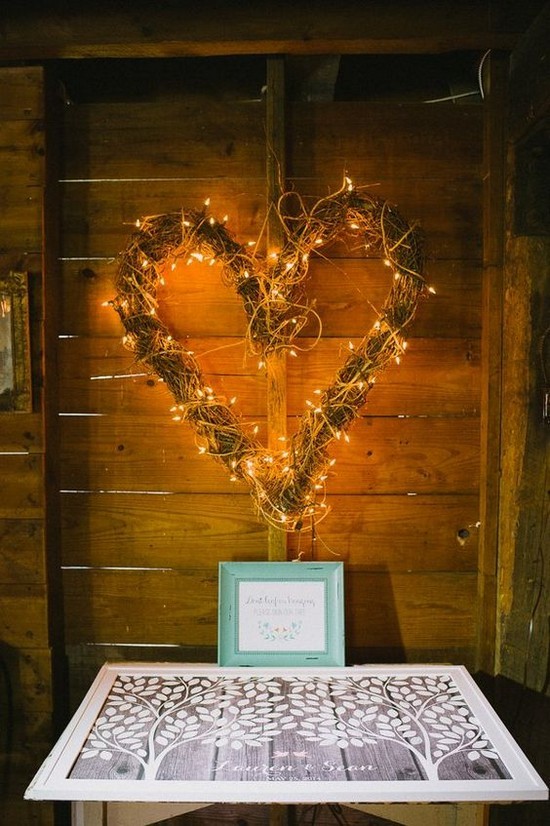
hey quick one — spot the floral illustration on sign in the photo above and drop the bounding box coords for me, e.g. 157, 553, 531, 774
72, 674, 508, 782
258, 620, 303, 641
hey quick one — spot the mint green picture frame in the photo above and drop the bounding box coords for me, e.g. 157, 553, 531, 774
218, 561, 345, 666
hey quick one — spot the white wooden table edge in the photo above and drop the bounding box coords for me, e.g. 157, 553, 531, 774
25, 663, 548, 807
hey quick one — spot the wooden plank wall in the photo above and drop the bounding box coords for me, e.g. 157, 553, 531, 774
56, 59, 483, 704
0, 67, 55, 826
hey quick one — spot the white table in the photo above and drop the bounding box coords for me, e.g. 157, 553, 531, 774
25, 663, 547, 826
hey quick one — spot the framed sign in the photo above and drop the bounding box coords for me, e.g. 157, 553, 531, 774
0, 271, 31, 412
218, 561, 345, 666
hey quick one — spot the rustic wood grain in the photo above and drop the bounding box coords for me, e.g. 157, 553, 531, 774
0, 186, 43, 251
59, 177, 480, 260
0, 454, 44, 517
0, 413, 43, 453
0, 518, 45, 582
287, 103, 483, 180
265, 57, 288, 563
287, 494, 479, 571
0, 1, 527, 60
0, 120, 45, 186
477, 52, 508, 675
59, 492, 478, 572
57, 335, 480, 418
58, 414, 479, 494
346, 572, 478, 650
62, 100, 266, 180
59, 258, 482, 339
62, 568, 476, 649
498, 235, 550, 689
60, 491, 267, 566
0, 582, 48, 648
0, 66, 45, 119
0, 65, 53, 826
60, 179, 266, 258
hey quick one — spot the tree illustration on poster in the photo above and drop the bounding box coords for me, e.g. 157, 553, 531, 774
71, 673, 509, 783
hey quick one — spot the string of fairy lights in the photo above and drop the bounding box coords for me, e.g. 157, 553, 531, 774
110, 177, 429, 531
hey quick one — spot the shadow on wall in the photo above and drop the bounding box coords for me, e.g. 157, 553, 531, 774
475, 673, 550, 826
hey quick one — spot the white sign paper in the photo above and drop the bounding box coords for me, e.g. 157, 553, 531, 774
237, 579, 326, 652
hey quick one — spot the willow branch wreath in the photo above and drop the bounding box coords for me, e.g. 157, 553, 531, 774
112, 178, 427, 531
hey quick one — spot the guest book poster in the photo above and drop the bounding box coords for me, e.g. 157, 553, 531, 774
237, 579, 327, 653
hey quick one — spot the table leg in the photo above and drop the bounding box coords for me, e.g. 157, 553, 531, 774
72, 801, 105, 826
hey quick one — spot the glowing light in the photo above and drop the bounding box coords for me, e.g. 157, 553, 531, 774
114, 180, 424, 533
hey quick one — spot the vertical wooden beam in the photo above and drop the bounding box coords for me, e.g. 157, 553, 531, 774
266, 53, 290, 826
266, 56, 288, 563
477, 52, 508, 675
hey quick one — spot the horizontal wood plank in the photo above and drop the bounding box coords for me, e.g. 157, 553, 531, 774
61, 100, 481, 180
3, 646, 54, 714
60, 492, 267, 566
0, 582, 48, 648
0, 454, 44, 517
0, 412, 44, 452
0, 186, 43, 250
57, 335, 480, 417
59, 414, 480, 494
62, 99, 265, 180
0, 518, 45, 583
60, 179, 266, 258
346, 571, 478, 650
0, 66, 45, 119
287, 177, 482, 260
0, 2, 527, 60
59, 257, 482, 338
288, 102, 483, 180
0, 120, 45, 186
287, 494, 479, 571
60, 491, 478, 572
60, 176, 480, 259
62, 567, 477, 650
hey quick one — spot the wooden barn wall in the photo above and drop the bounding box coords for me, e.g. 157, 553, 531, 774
0, 67, 55, 826
56, 58, 483, 704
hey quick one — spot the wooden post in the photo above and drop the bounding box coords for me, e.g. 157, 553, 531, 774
477, 52, 508, 676
266, 54, 289, 826
266, 56, 288, 564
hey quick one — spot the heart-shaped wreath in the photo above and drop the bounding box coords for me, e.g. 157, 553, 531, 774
112, 178, 426, 531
